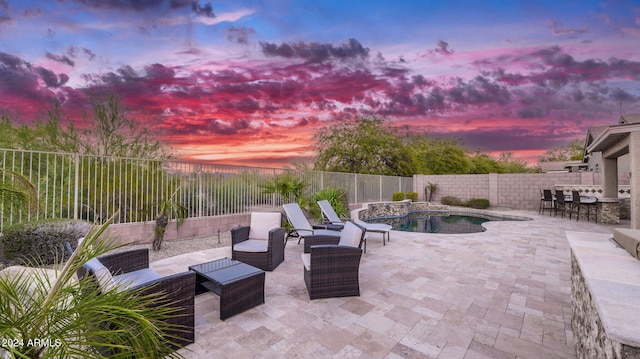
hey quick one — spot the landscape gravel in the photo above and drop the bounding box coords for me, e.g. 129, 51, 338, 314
116, 232, 233, 263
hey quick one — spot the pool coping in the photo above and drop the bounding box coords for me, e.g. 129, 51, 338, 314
352, 201, 533, 223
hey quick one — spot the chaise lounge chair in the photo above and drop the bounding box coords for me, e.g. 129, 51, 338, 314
317, 199, 392, 250
282, 203, 341, 244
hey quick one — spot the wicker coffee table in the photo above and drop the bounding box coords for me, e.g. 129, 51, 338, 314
189, 257, 265, 320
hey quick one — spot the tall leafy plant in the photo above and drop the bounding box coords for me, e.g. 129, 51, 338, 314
152, 188, 188, 252
312, 187, 349, 221
426, 182, 439, 202
0, 169, 38, 229
260, 172, 309, 204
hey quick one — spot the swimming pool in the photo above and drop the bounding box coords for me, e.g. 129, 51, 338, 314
365, 211, 527, 234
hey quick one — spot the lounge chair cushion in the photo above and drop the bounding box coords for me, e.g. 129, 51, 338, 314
249, 212, 281, 240
234, 239, 269, 253
83, 258, 116, 292
114, 268, 163, 289
362, 222, 392, 232
338, 222, 363, 248
301, 253, 311, 271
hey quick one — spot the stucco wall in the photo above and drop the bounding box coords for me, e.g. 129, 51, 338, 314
106, 213, 250, 245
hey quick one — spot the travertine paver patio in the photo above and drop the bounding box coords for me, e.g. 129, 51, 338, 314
151, 210, 622, 359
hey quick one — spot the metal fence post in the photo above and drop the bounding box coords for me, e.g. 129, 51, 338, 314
354, 173, 358, 204
73, 154, 79, 220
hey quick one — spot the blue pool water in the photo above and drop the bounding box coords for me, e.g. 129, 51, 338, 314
366, 212, 522, 234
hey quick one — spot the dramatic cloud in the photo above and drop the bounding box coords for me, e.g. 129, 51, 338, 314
226, 26, 255, 45
191, 2, 214, 17
0, 52, 72, 119
476, 46, 640, 88
432, 40, 454, 56
0, 0, 11, 24
46, 52, 75, 67
1, 1, 638, 166
260, 39, 370, 63
62, 0, 214, 16
21, 7, 42, 17
549, 20, 587, 35
36, 67, 69, 87
447, 76, 511, 106
67, 46, 97, 61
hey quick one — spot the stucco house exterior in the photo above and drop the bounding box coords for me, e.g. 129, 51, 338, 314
583, 113, 640, 229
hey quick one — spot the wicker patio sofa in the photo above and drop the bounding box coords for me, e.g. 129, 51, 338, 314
67, 244, 196, 348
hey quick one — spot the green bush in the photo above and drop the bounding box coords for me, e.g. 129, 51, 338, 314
405, 192, 418, 201
1, 219, 92, 265
466, 198, 490, 209
440, 196, 490, 209
313, 187, 349, 221
392, 192, 405, 201
440, 196, 466, 206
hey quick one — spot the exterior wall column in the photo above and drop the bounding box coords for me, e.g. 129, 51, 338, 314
630, 132, 640, 229
602, 157, 618, 198
600, 158, 620, 224
489, 173, 498, 208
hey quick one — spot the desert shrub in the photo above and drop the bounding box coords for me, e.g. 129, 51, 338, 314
440, 196, 466, 206
466, 198, 490, 209
1, 219, 92, 265
405, 192, 418, 201
392, 192, 405, 201
313, 187, 349, 221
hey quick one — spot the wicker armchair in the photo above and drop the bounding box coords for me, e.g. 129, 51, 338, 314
301, 221, 366, 300
231, 212, 286, 271
66, 244, 196, 348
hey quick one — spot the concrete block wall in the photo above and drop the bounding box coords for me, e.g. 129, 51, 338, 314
415, 172, 584, 211
497, 172, 581, 210
415, 174, 489, 203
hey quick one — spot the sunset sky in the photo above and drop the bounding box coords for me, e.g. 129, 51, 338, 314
1, 0, 640, 168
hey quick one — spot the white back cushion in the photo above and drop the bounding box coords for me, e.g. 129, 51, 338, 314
338, 222, 363, 247
84, 258, 116, 292
249, 212, 281, 240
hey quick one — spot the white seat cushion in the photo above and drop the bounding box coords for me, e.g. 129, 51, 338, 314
313, 229, 341, 237
113, 268, 162, 289
362, 223, 392, 232
248, 212, 281, 240
338, 222, 363, 248
234, 239, 269, 253
301, 253, 311, 271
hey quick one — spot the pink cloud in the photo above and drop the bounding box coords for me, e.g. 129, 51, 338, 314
2, 37, 639, 167
621, 26, 640, 36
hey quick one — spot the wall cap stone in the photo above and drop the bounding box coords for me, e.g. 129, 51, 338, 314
567, 230, 640, 348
